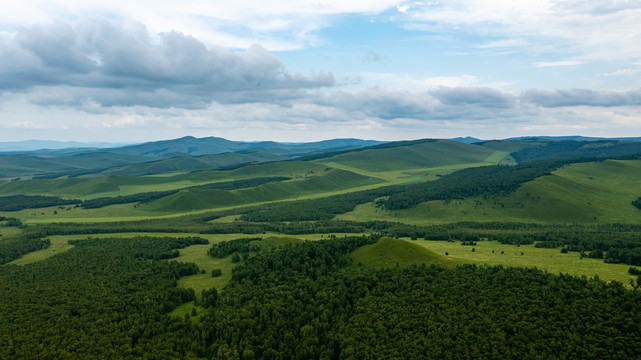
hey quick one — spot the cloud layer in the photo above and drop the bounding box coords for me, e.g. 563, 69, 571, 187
0, 18, 333, 108
0, 6, 640, 142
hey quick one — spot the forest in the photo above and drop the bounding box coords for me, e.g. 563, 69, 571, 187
1, 235, 640, 359
3, 137, 641, 358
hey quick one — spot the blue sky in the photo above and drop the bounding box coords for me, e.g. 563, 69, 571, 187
0, 0, 640, 142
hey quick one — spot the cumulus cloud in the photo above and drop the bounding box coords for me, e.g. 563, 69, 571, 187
0, 17, 334, 108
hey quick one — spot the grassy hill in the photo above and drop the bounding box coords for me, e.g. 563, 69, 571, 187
351, 237, 458, 268
95, 151, 285, 176
144, 169, 384, 212
0, 139, 515, 221
314, 139, 499, 172
0, 152, 155, 179
338, 159, 641, 225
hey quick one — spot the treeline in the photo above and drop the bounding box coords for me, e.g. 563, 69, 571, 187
510, 139, 641, 163
632, 197, 641, 210
200, 236, 641, 359
0, 216, 23, 228
0, 195, 80, 211
0, 236, 204, 358
81, 176, 290, 209
23, 215, 427, 239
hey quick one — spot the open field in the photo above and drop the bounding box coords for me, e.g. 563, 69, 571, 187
174, 244, 235, 295
407, 239, 636, 285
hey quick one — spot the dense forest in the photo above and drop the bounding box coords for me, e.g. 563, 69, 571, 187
0, 236, 205, 358
2, 235, 640, 359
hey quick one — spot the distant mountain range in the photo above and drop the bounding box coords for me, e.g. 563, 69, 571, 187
0, 136, 386, 179
4, 135, 641, 180
0, 140, 132, 152
104, 136, 385, 157
506, 135, 641, 142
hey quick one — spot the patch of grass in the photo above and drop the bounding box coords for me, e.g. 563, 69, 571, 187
174, 243, 236, 296
0, 226, 23, 237
409, 239, 636, 286
351, 237, 460, 269
167, 301, 206, 321
8, 236, 74, 266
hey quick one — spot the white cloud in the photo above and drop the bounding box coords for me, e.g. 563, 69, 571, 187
600, 60, 641, 76
0, 0, 406, 51
533, 61, 582, 68
0, 18, 334, 109
405, 0, 641, 62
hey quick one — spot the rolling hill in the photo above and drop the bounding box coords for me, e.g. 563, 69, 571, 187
338, 158, 641, 225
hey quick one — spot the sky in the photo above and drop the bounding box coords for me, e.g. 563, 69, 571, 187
0, 0, 640, 142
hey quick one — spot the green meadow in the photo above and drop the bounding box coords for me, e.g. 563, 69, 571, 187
406, 239, 636, 285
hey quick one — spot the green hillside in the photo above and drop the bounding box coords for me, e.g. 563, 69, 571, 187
315, 139, 498, 172
352, 237, 457, 268
96, 151, 284, 176
144, 169, 383, 212
0, 152, 154, 179
338, 159, 641, 225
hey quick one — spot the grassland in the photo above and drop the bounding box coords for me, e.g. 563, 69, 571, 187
0, 141, 512, 223
313, 140, 498, 172
338, 159, 641, 225
349, 237, 636, 286
407, 239, 636, 285
0, 226, 23, 237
